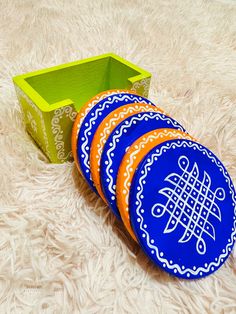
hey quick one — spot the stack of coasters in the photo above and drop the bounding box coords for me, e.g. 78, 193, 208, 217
72, 90, 236, 279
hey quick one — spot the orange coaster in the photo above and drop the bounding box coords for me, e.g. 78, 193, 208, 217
90, 103, 164, 203
71, 89, 133, 173
116, 128, 194, 241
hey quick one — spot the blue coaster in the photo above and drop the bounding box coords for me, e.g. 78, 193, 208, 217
77, 93, 155, 192
100, 112, 185, 218
129, 139, 236, 279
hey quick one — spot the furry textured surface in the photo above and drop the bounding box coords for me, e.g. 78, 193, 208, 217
1, 0, 236, 312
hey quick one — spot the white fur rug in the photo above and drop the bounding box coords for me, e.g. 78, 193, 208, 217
1, 0, 236, 312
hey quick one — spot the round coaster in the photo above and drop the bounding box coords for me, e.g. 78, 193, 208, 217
100, 112, 186, 218
71, 89, 130, 173
90, 103, 163, 202
129, 139, 236, 279
117, 129, 194, 241
77, 92, 155, 192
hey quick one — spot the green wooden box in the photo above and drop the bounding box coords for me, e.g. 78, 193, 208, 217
13, 53, 151, 163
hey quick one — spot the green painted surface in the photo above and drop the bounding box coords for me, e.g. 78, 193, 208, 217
13, 53, 151, 163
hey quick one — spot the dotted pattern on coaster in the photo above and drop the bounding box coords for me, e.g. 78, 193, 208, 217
116, 129, 194, 241
90, 103, 164, 202
77, 93, 155, 192
129, 139, 236, 279
100, 112, 186, 218
72, 89, 130, 173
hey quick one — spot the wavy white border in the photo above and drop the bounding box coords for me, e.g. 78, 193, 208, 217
75, 90, 125, 136
123, 131, 193, 207
103, 113, 184, 199
134, 140, 236, 277
80, 94, 152, 180
97, 104, 161, 168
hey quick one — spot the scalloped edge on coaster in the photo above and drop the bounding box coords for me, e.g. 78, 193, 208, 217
71, 89, 133, 173
117, 129, 194, 241
90, 103, 164, 203
128, 139, 236, 279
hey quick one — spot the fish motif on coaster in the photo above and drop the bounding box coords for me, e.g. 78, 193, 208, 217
71, 89, 130, 173
100, 112, 186, 218
116, 129, 194, 240
90, 103, 163, 202
129, 139, 236, 279
77, 92, 155, 192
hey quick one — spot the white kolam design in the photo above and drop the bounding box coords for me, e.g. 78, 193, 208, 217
151, 155, 225, 255
80, 94, 152, 177
135, 140, 236, 277
105, 113, 184, 199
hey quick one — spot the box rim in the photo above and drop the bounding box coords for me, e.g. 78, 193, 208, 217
13, 53, 151, 112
